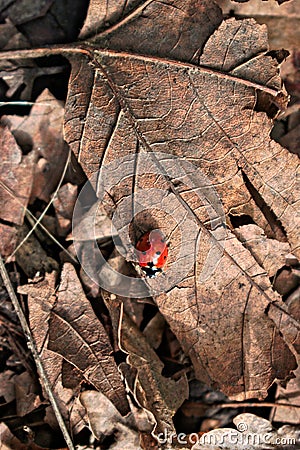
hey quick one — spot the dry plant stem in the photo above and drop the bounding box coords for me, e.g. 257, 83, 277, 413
0, 255, 75, 450
218, 402, 300, 410
0, 101, 50, 107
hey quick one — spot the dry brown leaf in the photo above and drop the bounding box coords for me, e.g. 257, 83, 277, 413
67, 19, 299, 254
216, 0, 300, 51
103, 293, 188, 435
52, 182, 78, 236
1, 0, 54, 26
0, 0, 87, 47
279, 124, 300, 156
80, 390, 146, 448
0, 126, 34, 225
273, 267, 300, 296
14, 371, 41, 417
273, 364, 300, 425
142, 312, 166, 349
2, 89, 69, 203
18, 272, 86, 434
0, 60, 64, 99
233, 224, 291, 277
0, 422, 45, 450
64, 14, 299, 400
81, 0, 223, 63
120, 304, 188, 434
121, 312, 189, 435
0, 1, 299, 444
286, 285, 300, 327
0, 223, 19, 257
162, 230, 297, 399
0, 18, 30, 51
268, 298, 300, 357
192, 412, 300, 449
0, 370, 16, 404
79, 0, 143, 39
48, 263, 130, 416
70, 201, 115, 242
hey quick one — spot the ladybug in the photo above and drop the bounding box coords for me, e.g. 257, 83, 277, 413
135, 229, 168, 278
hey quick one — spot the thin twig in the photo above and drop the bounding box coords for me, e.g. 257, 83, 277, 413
0, 255, 75, 450
0, 101, 52, 107
218, 401, 300, 410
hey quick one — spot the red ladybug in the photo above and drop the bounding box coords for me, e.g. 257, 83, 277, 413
135, 229, 168, 278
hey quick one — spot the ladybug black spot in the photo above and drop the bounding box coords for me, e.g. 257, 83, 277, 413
141, 266, 162, 278
164, 256, 167, 259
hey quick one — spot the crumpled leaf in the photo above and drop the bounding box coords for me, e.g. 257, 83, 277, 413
18, 272, 86, 434
0, 59, 65, 99
0, 370, 17, 405
2, 89, 69, 203
0, 20, 66, 99
0, 223, 19, 257
122, 314, 188, 435
52, 182, 77, 236
0, 18, 30, 51
274, 364, 300, 424
14, 371, 41, 417
0, 0, 87, 46
80, 390, 153, 448
216, 0, 300, 50
65, 13, 299, 400
48, 263, 130, 416
192, 412, 300, 449
0, 126, 34, 225
0, 0, 54, 26
103, 293, 189, 435
0, 422, 45, 450
233, 224, 291, 277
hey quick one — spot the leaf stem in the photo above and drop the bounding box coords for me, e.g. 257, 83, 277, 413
0, 45, 283, 98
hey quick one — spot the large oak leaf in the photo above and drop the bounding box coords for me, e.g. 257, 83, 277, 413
64, 11, 299, 400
